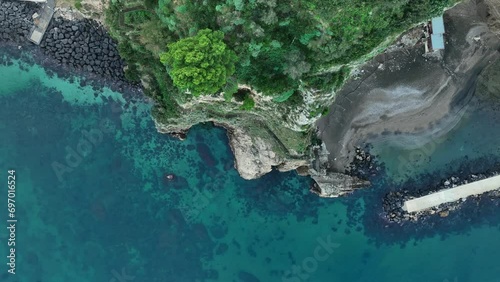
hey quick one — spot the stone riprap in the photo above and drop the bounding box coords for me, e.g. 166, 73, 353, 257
40, 17, 125, 79
0, 0, 38, 42
0, 0, 125, 80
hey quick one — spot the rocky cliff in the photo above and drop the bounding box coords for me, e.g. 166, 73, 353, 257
224, 126, 309, 180
309, 143, 371, 197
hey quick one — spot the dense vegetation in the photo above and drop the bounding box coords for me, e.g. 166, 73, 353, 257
106, 0, 457, 122
159, 29, 237, 96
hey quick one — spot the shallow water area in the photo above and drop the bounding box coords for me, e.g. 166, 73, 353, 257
0, 49, 500, 282
370, 102, 500, 182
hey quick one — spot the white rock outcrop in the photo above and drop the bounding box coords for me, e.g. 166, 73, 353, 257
226, 127, 308, 179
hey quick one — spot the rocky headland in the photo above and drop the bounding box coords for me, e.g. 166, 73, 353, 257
3, 0, 498, 200
1, 0, 324, 188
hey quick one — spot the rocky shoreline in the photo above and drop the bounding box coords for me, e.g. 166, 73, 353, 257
2, 0, 317, 187
0, 1, 36, 42
308, 144, 378, 198
0, 0, 141, 97
0, 0, 424, 200
40, 17, 124, 80
383, 166, 500, 223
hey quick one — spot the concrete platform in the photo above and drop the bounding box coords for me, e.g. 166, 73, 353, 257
28, 0, 54, 45
403, 175, 500, 213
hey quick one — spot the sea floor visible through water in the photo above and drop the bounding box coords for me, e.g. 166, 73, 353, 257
0, 49, 499, 282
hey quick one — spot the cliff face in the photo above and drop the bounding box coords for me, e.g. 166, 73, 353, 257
309, 172, 370, 198
155, 115, 310, 180
225, 127, 309, 180
309, 143, 371, 197
149, 50, 376, 194
152, 83, 332, 180
155, 111, 371, 198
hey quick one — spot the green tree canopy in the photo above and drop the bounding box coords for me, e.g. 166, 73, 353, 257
160, 29, 237, 96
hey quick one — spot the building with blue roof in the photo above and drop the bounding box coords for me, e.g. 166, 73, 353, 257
430, 16, 445, 51
431, 33, 445, 50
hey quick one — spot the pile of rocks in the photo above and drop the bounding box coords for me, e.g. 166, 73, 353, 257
40, 17, 125, 79
383, 170, 500, 223
346, 146, 381, 180
307, 142, 371, 198
0, 0, 37, 42
0, 0, 126, 81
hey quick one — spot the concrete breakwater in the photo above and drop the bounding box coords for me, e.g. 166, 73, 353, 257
403, 175, 500, 213
40, 17, 124, 79
383, 167, 500, 223
0, 0, 125, 82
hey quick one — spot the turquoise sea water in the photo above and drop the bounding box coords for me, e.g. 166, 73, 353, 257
0, 49, 499, 282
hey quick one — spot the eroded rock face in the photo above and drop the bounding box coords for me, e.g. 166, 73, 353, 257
309, 142, 370, 197
309, 170, 370, 198
155, 112, 371, 196
157, 113, 374, 195
226, 127, 308, 180
154, 118, 309, 180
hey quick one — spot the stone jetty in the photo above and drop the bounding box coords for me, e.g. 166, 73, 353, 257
383, 169, 500, 223
403, 174, 500, 213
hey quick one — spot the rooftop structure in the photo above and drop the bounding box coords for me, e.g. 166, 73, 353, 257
431, 16, 445, 34
430, 16, 445, 50
431, 33, 445, 50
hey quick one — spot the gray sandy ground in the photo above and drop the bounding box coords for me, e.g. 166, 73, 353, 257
316, 0, 500, 172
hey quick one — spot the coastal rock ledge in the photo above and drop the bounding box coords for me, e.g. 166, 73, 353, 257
154, 118, 310, 180
154, 117, 369, 195
224, 126, 309, 180
309, 143, 371, 197
309, 171, 370, 198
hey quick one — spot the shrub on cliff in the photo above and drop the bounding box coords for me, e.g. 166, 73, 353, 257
159, 29, 238, 96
